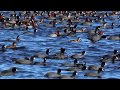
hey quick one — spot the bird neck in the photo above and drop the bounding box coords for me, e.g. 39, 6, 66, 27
71, 72, 76, 77
43, 59, 46, 63
16, 37, 19, 41
30, 57, 34, 61
57, 70, 61, 75
98, 69, 102, 74
46, 49, 49, 55
95, 28, 99, 34
74, 61, 77, 65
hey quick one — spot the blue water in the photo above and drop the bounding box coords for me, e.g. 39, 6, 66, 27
0, 11, 120, 79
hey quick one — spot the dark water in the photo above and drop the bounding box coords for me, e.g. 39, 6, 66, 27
0, 11, 120, 79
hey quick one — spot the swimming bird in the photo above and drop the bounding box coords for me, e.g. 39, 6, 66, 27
12, 56, 36, 65
5, 41, 25, 50
81, 17, 92, 26
0, 67, 18, 76
67, 29, 76, 36
100, 50, 118, 62
88, 31, 104, 42
84, 67, 103, 78
46, 53, 68, 59
88, 26, 101, 35
5, 41, 17, 49
111, 56, 117, 64
59, 71, 77, 79
46, 48, 68, 59
107, 34, 120, 40
0, 45, 6, 52
2, 35, 20, 42
88, 62, 105, 71
34, 49, 49, 58
69, 37, 81, 43
61, 59, 78, 67
33, 57, 47, 66
44, 69, 61, 78
66, 62, 87, 71
49, 30, 61, 37
76, 27, 87, 33
71, 51, 86, 59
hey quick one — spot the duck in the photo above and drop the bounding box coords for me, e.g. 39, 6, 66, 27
2, 35, 20, 42
48, 19, 57, 27
88, 31, 104, 42
101, 22, 114, 29
112, 49, 118, 56
33, 57, 47, 66
46, 53, 69, 60
111, 56, 118, 64
5, 41, 17, 49
76, 27, 87, 33
59, 71, 77, 79
71, 19, 79, 23
82, 21, 92, 26
94, 17, 105, 23
0, 67, 17, 76
34, 49, 49, 58
71, 51, 86, 59
61, 59, 78, 67
100, 49, 118, 62
62, 15, 70, 20
84, 67, 103, 78
47, 16, 56, 20
0, 45, 6, 52
75, 61, 87, 68
107, 34, 120, 40
12, 23, 20, 29
46, 48, 68, 59
44, 69, 61, 78
12, 56, 36, 65
62, 28, 71, 35
81, 17, 92, 26
67, 29, 76, 36
88, 62, 105, 71
69, 37, 81, 43
107, 78, 119, 79
49, 30, 61, 37
88, 29, 96, 36
5, 41, 25, 50
88, 26, 101, 35
100, 56, 112, 62
101, 22, 108, 28
66, 61, 86, 71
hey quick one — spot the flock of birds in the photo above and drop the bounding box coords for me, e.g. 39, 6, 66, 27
0, 11, 120, 79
